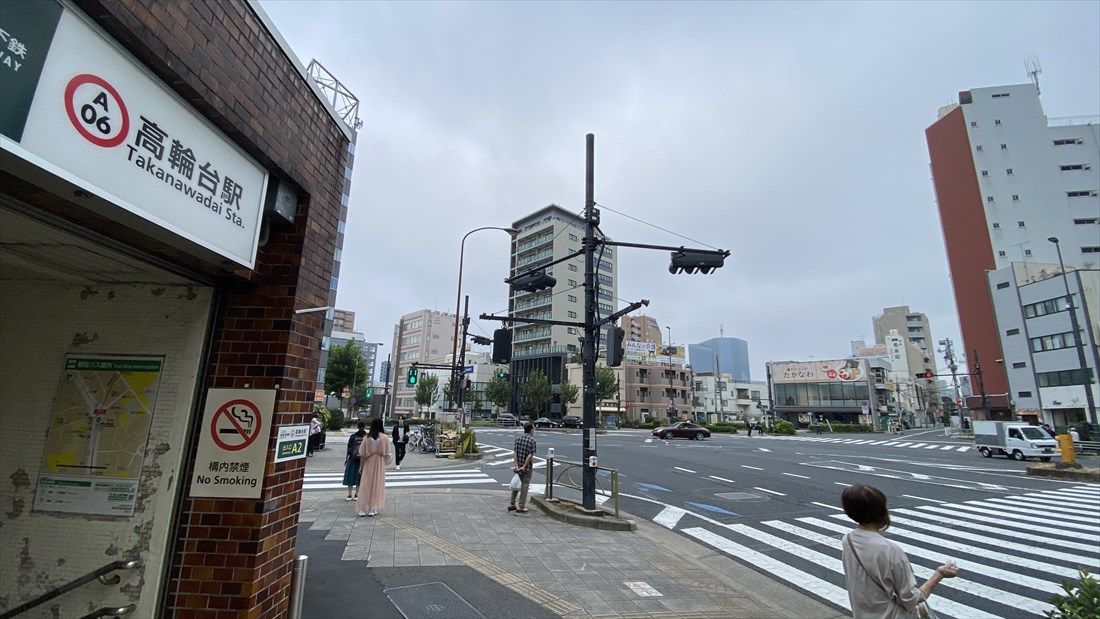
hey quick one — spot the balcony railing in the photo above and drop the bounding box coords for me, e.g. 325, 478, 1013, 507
516, 249, 554, 268
513, 295, 552, 312
514, 329, 551, 343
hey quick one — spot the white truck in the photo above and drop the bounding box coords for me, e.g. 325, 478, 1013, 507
974, 421, 1058, 461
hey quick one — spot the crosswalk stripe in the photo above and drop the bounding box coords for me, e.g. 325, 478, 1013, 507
883, 442, 899, 446
1065, 485, 1100, 494
1008, 496, 1100, 516
763, 520, 1047, 617
966, 500, 1100, 527
304, 478, 497, 490
908, 443, 927, 448
1056, 489, 1100, 500
825, 514, 1084, 577
868, 441, 887, 445
1026, 491, 1100, 506
911, 504, 1100, 542
883, 513, 1099, 566
923, 444, 940, 449
895, 442, 912, 447
653, 506, 687, 529
800, 517, 1062, 595
939, 445, 954, 450
894, 508, 1100, 555
304, 472, 489, 482
681, 527, 852, 610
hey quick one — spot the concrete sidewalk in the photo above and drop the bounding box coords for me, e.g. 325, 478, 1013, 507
297, 437, 841, 618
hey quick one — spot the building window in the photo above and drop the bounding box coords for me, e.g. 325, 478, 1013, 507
1024, 295, 1073, 318
1012, 195, 1020, 202
992, 222, 1000, 229
976, 145, 984, 152
1074, 218, 1099, 225
569, 233, 578, 241
1006, 328, 1019, 336
1053, 138, 1083, 146
1000, 143, 1008, 150
1005, 169, 1013, 176
1083, 247, 1100, 253
981, 170, 989, 177
1030, 331, 1081, 353
987, 196, 995, 203
567, 327, 576, 334
568, 310, 577, 318
997, 250, 1006, 257
568, 279, 577, 287
1017, 391, 1032, 398
1017, 221, 1026, 227
1067, 190, 1095, 198
599, 303, 613, 314
1037, 368, 1093, 388
1012, 362, 1027, 369
995, 119, 1002, 126
970, 121, 978, 128
996, 281, 1010, 289
568, 264, 578, 272
1060, 164, 1089, 171
568, 295, 577, 302
991, 93, 1010, 98
1024, 249, 1032, 256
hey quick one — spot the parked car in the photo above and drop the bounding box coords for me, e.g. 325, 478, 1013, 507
534, 417, 558, 428
974, 421, 1057, 461
497, 413, 518, 427
558, 416, 583, 429
652, 421, 711, 440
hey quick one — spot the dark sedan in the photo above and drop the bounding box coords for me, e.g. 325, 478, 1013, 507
652, 421, 711, 440
534, 417, 558, 428
558, 416, 584, 429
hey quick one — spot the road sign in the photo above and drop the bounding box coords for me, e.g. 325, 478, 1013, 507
861, 403, 870, 415
189, 389, 274, 499
464, 365, 474, 374
274, 425, 309, 463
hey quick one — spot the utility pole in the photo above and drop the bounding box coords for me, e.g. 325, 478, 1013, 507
456, 295, 471, 414
974, 349, 991, 420
381, 352, 391, 422
581, 133, 598, 511
666, 325, 675, 421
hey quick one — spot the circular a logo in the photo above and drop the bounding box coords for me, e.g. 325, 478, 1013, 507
64, 74, 129, 148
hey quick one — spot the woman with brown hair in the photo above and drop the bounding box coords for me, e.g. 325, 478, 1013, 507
840, 484, 959, 618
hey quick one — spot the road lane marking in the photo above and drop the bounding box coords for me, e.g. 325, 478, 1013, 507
781, 473, 810, 479
652, 506, 687, 529
708, 475, 737, 484
635, 482, 672, 492
1026, 491, 1100, 506
976, 499, 1100, 525
754, 487, 785, 496
810, 501, 842, 511
681, 527, 852, 610
687, 501, 739, 515
920, 504, 1100, 538
673, 466, 697, 474
741, 465, 763, 471
758, 448, 772, 452
956, 446, 969, 451
1009, 496, 1100, 515
901, 494, 947, 503
907, 443, 927, 448
801, 517, 1063, 595
767, 520, 1048, 617
883, 442, 899, 446
834, 482, 850, 487
894, 442, 912, 447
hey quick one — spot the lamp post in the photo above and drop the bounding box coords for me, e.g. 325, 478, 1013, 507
1048, 237, 1097, 425
449, 226, 520, 409
665, 326, 676, 420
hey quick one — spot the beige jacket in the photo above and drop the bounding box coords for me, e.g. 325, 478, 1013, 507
842, 527, 924, 619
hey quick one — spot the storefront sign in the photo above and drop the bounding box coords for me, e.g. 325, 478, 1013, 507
274, 424, 309, 463
33, 355, 164, 516
189, 389, 275, 499
0, 2, 267, 268
771, 359, 868, 383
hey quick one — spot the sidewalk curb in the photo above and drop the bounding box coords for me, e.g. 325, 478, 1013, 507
1026, 463, 1100, 482
530, 495, 636, 531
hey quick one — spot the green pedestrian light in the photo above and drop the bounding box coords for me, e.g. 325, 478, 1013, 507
406, 365, 419, 386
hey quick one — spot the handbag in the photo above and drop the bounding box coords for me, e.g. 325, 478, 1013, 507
845, 536, 936, 619
509, 473, 522, 491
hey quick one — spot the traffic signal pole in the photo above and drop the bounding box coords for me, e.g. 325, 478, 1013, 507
457, 295, 470, 413
582, 133, 598, 511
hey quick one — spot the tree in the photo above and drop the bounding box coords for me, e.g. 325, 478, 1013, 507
520, 369, 551, 418
484, 375, 511, 416
594, 365, 619, 402
442, 378, 455, 408
559, 378, 580, 411
415, 374, 439, 414
324, 341, 368, 408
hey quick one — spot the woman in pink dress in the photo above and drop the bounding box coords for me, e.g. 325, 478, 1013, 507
356, 417, 391, 517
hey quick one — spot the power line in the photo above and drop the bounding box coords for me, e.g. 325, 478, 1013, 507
596, 201, 720, 250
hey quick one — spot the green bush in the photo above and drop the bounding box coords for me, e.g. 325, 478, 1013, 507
325, 407, 345, 431
827, 423, 875, 433
1047, 569, 1099, 619
774, 420, 796, 435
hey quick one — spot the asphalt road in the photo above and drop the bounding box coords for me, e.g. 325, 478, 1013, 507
472, 426, 1100, 619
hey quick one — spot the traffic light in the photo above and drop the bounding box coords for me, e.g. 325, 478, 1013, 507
406, 365, 419, 386
491, 328, 512, 364
470, 334, 493, 346
511, 270, 557, 293
915, 370, 933, 380
496, 369, 509, 381
669, 250, 726, 274
365, 388, 373, 400
607, 326, 625, 367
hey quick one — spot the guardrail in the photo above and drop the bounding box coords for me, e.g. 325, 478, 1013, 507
1075, 440, 1100, 454
1, 559, 141, 618
544, 457, 620, 517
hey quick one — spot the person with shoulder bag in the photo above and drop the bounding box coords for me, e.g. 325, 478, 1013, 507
840, 484, 959, 619
342, 421, 366, 501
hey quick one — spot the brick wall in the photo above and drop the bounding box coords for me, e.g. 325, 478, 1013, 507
70, 1, 352, 616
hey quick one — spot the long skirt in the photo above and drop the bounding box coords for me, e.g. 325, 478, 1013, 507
356, 453, 387, 513
341, 457, 361, 487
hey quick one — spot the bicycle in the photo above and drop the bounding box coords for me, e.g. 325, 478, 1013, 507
414, 424, 436, 453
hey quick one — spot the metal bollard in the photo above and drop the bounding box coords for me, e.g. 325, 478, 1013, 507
288, 555, 308, 619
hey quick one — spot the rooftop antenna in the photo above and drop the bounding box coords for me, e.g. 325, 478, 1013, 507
719, 322, 724, 338
1025, 54, 1042, 95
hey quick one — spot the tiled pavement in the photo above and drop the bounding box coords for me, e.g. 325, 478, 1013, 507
299, 487, 840, 618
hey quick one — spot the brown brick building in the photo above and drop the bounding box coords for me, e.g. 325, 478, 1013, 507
0, 1, 353, 616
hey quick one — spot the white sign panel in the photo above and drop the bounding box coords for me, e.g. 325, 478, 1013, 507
771, 359, 868, 383
189, 389, 275, 499
274, 424, 309, 464
4, 7, 267, 267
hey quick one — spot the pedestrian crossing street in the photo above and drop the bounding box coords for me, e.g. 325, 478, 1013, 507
301, 468, 497, 491
652, 485, 1100, 618
762, 434, 974, 452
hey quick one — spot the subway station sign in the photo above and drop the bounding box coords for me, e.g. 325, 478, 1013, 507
0, 0, 267, 268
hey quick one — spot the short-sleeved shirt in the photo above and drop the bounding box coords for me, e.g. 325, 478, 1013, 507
513, 434, 536, 473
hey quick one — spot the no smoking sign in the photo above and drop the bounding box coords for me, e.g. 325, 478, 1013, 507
64, 73, 129, 148
210, 399, 263, 451
190, 389, 275, 499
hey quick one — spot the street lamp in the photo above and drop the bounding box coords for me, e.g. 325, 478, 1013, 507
449, 226, 520, 409
1047, 237, 1097, 426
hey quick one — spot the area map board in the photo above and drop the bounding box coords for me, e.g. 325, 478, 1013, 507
34, 355, 164, 517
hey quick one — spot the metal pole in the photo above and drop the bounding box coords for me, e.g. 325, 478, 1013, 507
457, 295, 470, 413
666, 326, 674, 421
450, 234, 470, 410
382, 353, 391, 423
714, 349, 724, 422
288, 555, 308, 619
582, 133, 598, 511
1052, 239, 1098, 426
974, 350, 991, 420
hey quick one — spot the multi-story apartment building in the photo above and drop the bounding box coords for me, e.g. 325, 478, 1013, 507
692, 374, 769, 422
872, 306, 940, 417
565, 358, 691, 423
873, 306, 936, 358
388, 309, 457, 417
623, 315, 664, 348
926, 82, 1100, 407
988, 263, 1099, 428
688, 337, 751, 380
332, 308, 356, 331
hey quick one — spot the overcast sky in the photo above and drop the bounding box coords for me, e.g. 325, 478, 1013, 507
261, 1, 1100, 382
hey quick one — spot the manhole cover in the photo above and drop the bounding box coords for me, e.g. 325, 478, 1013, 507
384, 582, 486, 619
715, 491, 768, 501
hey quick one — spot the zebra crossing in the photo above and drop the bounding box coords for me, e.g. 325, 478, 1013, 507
301, 468, 497, 491
660, 485, 1100, 618
762, 435, 973, 452
478, 442, 547, 469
